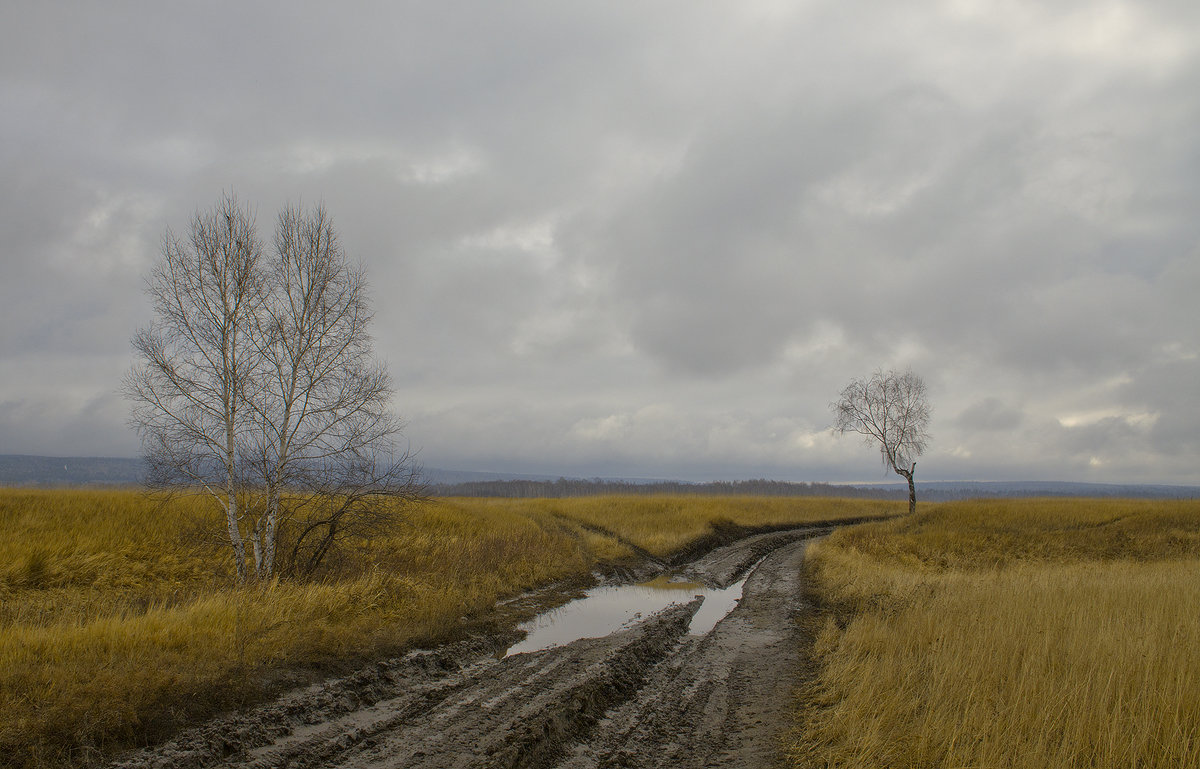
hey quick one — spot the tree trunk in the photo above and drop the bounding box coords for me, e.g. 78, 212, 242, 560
251, 524, 264, 577
262, 497, 278, 579
225, 491, 248, 582
225, 319, 249, 582
897, 463, 917, 515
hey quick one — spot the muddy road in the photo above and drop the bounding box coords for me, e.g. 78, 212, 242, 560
112, 525, 840, 769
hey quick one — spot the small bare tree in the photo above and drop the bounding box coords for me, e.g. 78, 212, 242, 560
832, 368, 931, 515
127, 195, 422, 582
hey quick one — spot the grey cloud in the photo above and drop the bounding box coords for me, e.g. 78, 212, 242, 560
1118, 357, 1200, 456
0, 391, 135, 457
2, 2, 1199, 484
1043, 416, 1154, 483
956, 398, 1023, 432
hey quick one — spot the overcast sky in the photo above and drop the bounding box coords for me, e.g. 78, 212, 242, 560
2, 1, 1198, 484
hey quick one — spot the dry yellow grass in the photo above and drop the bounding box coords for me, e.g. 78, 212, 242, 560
0, 488, 890, 768
791, 498, 1200, 769
0, 491, 591, 767
533, 495, 900, 557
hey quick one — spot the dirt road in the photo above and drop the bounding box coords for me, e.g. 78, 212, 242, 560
112, 527, 831, 769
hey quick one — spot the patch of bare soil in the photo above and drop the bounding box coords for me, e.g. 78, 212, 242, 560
110, 525, 843, 769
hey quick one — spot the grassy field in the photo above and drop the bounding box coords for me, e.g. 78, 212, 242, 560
473, 495, 893, 559
790, 498, 1200, 768
0, 488, 894, 768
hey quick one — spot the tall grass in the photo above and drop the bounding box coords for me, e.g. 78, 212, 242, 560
791, 498, 1200, 768
1, 488, 888, 768
530, 495, 899, 557
0, 491, 584, 767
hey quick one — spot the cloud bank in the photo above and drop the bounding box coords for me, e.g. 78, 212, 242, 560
2, 1, 1198, 483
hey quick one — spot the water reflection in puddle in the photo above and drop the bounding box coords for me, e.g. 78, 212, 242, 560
505, 563, 759, 656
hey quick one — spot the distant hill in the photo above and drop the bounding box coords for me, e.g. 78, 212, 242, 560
420, 467, 569, 485
853, 480, 1200, 501
0, 455, 145, 487
424, 477, 1200, 500
425, 477, 901, 499
1, 455, 1196, 499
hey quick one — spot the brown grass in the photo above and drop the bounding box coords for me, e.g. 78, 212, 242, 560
790, 498, 1200, 768
536, 495, 899, 557
0, 488, 891, 768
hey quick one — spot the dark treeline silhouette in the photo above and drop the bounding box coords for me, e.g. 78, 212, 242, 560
427, 477, 905, 499
3, 456, 1196, 499
426, 477, 1200, 500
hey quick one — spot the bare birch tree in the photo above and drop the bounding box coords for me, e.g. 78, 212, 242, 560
125, 193, 265, 582
127, 195, 421, 582
248, 203, 422, 579
832, 368, 931, 515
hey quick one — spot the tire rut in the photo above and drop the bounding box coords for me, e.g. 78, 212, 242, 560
112, 603, 699, 769
553, 538, 814, 768
111, 520, 866, 769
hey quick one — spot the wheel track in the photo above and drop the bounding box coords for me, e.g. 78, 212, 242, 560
111, 520, 872, 769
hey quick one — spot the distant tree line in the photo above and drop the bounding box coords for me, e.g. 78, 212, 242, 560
425, 478, 1200, 501
427, 477, 908, 499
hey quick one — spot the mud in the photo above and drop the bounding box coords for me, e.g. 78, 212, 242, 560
110, 523, 847, 769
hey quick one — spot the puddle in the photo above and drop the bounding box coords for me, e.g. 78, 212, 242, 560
504, 561, 761, 656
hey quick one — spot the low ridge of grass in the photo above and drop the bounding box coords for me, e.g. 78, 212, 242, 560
537, 495, 898, 558
790, 498, 1200, 768
0, 488, 891, 768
